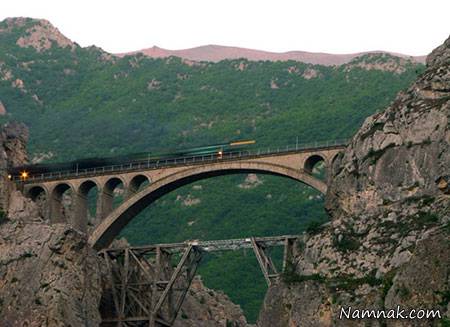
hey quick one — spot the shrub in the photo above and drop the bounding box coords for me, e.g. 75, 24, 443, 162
415, 211, 439, 226
0, 210, 7, 224
282, 261, 325, 285
398, 285, 410, 299
334, 234, 361, 253
381, 270, 397, 302
305, 220, 325, 235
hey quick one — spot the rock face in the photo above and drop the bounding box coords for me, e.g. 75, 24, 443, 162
326, 37, 449, 218
9, 18, 75, 52
259, 228, 449, 327
0, 123, 103, 326
0, 122, 28, 213
0, 222, 103, 327
0, 121, 28, 169
175, 277, 250, 327
258, 36, 450, 326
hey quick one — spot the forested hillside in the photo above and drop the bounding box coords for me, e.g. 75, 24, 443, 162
0, 17, 424, 321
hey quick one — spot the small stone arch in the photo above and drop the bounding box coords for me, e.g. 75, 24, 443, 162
128, 174, 151, 196
330, 151, 341, 166
304, 154, 326, 175
27, 185, 47, 201
27, 185, 48, 220
75, 180, 101, 231
50, 183, 75, 224
104, 177, 125, 195
79, 179, 100, 196
98, 177, 126, 221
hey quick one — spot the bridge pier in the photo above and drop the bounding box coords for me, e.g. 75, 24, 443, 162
49, 183, 73, 224
97, 178, 126, 222
97, 189, 115, 221
282, 237, 295, 272
72, 192, 88, 232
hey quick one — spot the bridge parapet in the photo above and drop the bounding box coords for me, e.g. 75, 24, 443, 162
16, 139, 347, 184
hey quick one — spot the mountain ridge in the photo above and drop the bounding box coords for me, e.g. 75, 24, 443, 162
0, 17, 425, 66
118, 44, 426, 66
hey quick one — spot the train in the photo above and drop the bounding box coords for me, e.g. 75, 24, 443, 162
8, 140, 256, 180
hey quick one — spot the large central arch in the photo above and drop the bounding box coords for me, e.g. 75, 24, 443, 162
89, 161, 327, 250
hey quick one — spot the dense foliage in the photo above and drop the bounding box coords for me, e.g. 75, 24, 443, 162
0, 18, 424, 321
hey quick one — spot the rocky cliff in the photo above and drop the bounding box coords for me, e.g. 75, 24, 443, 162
0, 123, 104, 326
175, 276, 250, 327
0, 222, 103, 326
0, 122, 28, 210
258, 36, 450, 326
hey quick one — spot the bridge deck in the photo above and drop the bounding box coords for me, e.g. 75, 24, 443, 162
16, 139, 347, 184
103, 234, 299, 255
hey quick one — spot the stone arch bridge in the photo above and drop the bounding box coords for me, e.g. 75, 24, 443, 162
17, 141, 345, 250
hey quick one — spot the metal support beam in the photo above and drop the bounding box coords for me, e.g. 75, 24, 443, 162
282, 237, 295, 273
100, 244, 202, 327
251, 237, 279, 286
99, 235, 298, 326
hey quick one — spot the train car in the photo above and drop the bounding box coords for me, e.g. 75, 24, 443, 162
8, 140, 256, 180
157, 140, 255, 158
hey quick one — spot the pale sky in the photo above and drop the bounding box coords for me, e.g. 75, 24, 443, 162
1, 0, 449, 56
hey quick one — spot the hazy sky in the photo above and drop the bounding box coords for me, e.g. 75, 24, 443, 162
1, 0, 449, 55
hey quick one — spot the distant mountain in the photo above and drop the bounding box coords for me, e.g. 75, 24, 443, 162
119, 44, 426, 66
